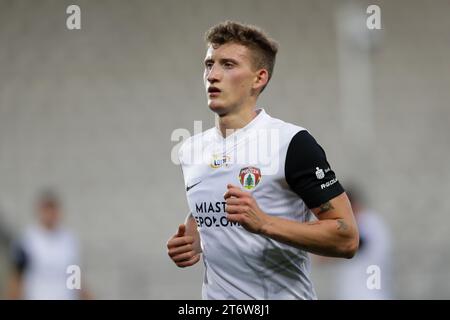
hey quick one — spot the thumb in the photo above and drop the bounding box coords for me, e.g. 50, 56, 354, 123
176, 224, 186, 237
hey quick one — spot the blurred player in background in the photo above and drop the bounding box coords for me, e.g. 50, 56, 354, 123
167, 21, 359, 299
6, 190, 91, 299
332, 184, 392, 299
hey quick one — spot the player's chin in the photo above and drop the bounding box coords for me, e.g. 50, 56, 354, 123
208, 101, 228, 116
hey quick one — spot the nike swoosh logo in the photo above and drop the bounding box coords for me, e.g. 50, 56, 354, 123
186, 181, 202, 192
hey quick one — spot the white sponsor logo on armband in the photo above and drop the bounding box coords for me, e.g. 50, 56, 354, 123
321, 178, 337, 189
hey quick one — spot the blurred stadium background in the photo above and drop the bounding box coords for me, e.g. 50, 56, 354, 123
0, 0, 449, 299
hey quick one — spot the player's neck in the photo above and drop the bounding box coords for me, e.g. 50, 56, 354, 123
216, 105, 258, 138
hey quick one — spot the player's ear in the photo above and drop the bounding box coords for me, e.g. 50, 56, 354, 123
253, 69, 269, 93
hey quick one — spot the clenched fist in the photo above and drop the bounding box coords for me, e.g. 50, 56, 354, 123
167, 224, 201, 268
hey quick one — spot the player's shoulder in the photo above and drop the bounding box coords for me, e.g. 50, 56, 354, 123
180, 127, 215, 150
18, 225, 41, 250
264, 113, 330, 159
178, 127, 216, 163
22, 225, 39, 241
265, 113, 310, 143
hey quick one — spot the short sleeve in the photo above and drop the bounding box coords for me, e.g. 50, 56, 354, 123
285, 130, 344, 209
10, 241, 29, 274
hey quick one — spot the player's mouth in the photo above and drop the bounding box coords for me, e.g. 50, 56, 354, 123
208, 86, 221, 97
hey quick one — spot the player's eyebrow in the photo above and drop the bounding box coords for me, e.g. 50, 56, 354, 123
204, 58, 239, 65
220, 58, 239, 65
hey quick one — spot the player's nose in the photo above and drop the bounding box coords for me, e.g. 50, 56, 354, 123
206, 65, 221, 83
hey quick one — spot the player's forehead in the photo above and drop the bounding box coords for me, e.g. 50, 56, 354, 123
204, 42, 252, 63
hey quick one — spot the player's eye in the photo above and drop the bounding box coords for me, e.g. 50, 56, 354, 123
205, 62, 214, 69
223, 62, 234, 69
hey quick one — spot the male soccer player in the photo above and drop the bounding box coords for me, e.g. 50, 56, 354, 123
167, 21, 359, 299
7, 190, 91, 300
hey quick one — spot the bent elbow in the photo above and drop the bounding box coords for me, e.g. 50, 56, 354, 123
342, 236, 359, 259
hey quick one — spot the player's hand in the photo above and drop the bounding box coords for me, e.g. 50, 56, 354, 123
167, 224, 201, 268
224, 184, 271, 234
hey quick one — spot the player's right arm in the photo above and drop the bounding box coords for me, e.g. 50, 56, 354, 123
6, 241, 27, 299
167, 213, 201, 268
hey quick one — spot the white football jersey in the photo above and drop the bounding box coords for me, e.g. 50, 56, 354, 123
178, 109, 344, 300
12, 225, 81, 300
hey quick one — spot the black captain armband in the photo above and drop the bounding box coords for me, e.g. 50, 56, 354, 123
285, 130, 344, 209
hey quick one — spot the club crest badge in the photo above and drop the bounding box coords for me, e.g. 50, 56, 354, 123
239, 166, 261, 190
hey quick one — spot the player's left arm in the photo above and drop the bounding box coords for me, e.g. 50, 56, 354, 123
225, 185, 358, 258
225, 130, 359, 258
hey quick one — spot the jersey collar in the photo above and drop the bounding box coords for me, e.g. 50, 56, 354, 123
214, 108, 269, 142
